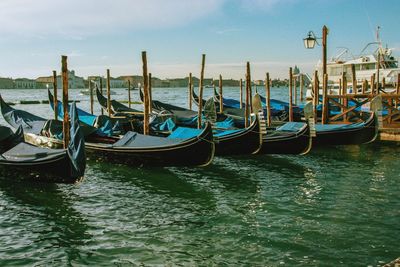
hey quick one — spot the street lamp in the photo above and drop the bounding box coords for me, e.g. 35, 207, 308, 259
303, 31, 317, 49
303, 25, 328, 77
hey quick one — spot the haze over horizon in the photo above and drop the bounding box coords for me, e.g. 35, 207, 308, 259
0, 0, 399, 80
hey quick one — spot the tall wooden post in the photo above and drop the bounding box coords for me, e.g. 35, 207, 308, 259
322, 25, 328, 77
148, 72, 152, 113
351, 64, 357, 94
128, 80, 131, 108
376, 51, 381, 93
322, 73, 328, 124
313, 70, 319, 122
142, 51, 150, 135
382, 77, 386, 90
188, 72, 192, 110
289, 67, 293, 122
52, 70, 58, 120
300, 74, 304, 102
61, 56, 70, 149
293, 76, 297, 105
197, 54, 206, 129
362, 79, 367, 94
371, 74, 376, 95
106, 69, 111, 117
248, 68, 253, 114
100, 77, 104, 115
245, 63, 251, 126
239, 79, 243, 109
89, 77, 94, 114
342, 72, 348, 122
219, 74, 223, 113
265, 72, 271, 126
396, 73, 400, 108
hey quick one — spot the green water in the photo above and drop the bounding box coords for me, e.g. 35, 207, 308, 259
0, 88, 399, 266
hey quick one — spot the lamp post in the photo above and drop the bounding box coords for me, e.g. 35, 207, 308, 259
303, 25, 329, 77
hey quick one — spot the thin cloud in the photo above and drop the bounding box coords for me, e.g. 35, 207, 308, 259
239, 0, 299, 11
0, 0, 224, 39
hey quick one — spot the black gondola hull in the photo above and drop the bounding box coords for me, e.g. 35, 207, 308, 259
259, 123, 312, 154
313, 113, 378, 146
85, 123, 215, 166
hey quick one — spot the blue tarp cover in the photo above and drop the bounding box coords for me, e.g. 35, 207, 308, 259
167, 127, 202, 139
276, 122, 306, 132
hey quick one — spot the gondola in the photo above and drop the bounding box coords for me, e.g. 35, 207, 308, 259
313, 112, 378, 146
0, 95, 215, 167
101, 88, 263, 156
0, 101, 85, 183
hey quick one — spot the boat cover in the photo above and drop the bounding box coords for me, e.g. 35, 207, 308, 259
276, 122, 306, 132
112, 131, 183, 148
67, 102, 86, 177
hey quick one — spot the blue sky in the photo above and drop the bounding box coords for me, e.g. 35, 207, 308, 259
0, 0, 399, 80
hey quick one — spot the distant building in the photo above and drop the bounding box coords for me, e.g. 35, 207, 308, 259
14, 78, 36, 89
0, 77, 14, 89
36, 70, 85, 89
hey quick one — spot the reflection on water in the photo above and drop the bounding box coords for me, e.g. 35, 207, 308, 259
0, 88, 399, 266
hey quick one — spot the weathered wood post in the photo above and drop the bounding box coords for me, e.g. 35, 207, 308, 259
61, 56, 70, 149
396, 73, 400, 108
322, 73, 328, 124
351, 64, 357, 94
293, 76, 297, 105
52, 70, 58, 120
106, 69, 111, 117
128, 80, 131, 108
342, 72, 348, 122
245, 62, 251, 126
89, 77, 94, 114
289, 67, 293, 122
313, 70, 319, 122
300, 74, 304, 102
265, 72, 271, 126
362, 79, 367, 94
188, 72, 192, 110
376, 51, 381, 93
239, 78, 243, 109
100, 77, 104, 115
197, 54, 205, 129
148, 72, 153, 113
382, 77, 386, 90
142, 51, 150, 135
371, 74, 376, 95
248, 68, 253, 114
219, 74, 223, 113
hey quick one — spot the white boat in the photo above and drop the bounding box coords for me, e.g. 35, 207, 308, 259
307, 28, 400, 97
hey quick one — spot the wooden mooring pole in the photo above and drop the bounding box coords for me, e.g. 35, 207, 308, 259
89, 77, 94, 114
371, 74, 376, 95
396, 73, 400, 108
61, 56, 70, 149
342, 72, 348, 122
100, 77, 104, 115
300, 74, 304, 102
142, 51, 150, 135
128, 80, 131, 108
245, 62, 251, 126
106, 69, 111, 117
293, 76, 297, 105
239, 79, 243, 109
197, 54, 205, 129
289, 67, 293, 122
188, 73, 192, 110
351, 64, 357, 94
265, 72, 271, 126
219, 74, 223, 113
148, 73, 152, 114
322, 73, 328, 124
52, 70, 58, 120
313, 70, 319, 122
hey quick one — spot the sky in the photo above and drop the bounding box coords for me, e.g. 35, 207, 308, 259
0, 0, 399, 80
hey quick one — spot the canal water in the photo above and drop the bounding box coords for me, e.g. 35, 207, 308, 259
0, 88, 398, 266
